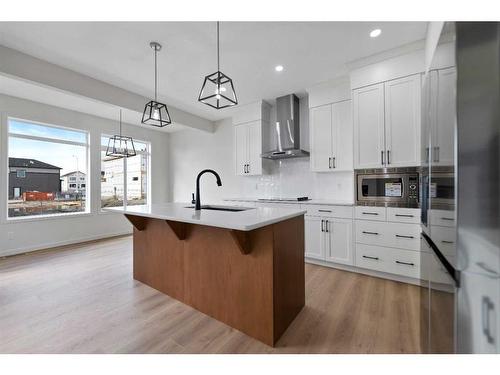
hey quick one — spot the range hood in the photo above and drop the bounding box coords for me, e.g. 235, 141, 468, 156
261, 94, 310, 159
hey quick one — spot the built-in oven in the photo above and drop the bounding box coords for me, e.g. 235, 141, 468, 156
355, 167, 419, 208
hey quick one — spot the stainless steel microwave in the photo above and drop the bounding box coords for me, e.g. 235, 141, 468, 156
355, 167, 419, 208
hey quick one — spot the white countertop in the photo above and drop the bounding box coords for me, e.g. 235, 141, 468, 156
224, 198, 354, 206
104, 203, 306, 232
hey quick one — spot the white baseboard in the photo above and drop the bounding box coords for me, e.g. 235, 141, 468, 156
0, 230, 133, 258
305, 257, 425, 287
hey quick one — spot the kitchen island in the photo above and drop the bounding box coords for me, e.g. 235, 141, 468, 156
105, 203, 306, 346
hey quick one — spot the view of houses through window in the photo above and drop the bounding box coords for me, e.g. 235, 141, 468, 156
100, 136, 150, 208
7, 118, 89, 218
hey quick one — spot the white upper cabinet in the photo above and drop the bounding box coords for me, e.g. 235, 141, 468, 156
233, 101, 270, 176
310, 104, 333, 171
353, 74, 421, 169
353, 83, 385, 169
333, 100, 353, 171
235, 124, 249, 176
384, 74, 421, 167
234, 120, 262, 176
310, 100, 353, 172
433, 67, 456, 166
247, 121, 262, 175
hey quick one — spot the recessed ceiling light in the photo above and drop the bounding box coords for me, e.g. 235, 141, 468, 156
370, 29, 382, 38
275, 65, 284, 72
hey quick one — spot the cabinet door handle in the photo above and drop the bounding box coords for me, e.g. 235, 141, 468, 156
381, 150, 384, 165
395, 260, 415, 266
387, 150, 390, 165
247, 164, 250, 173
482, 296, 495, 344
362, 212, 379, 216
244, 164, 247, 173
325, 220, 329, 233
362, 231, 379, 235
425, 147, 429, 163
321, 220, 324, 232
318, 209, 332, 213
395, 214, 414, 218
441, 217, 454, 221
441, 240, 454, 244
332, 157, 336, 168
328, 157, 332, 169
362, 255, 379, 261
395, 234, 415, 239
436, 146, 440, 162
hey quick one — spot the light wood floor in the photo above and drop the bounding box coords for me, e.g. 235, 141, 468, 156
0, 236, 421, 354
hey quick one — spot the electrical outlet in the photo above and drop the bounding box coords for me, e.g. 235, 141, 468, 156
7, 231, 14, 240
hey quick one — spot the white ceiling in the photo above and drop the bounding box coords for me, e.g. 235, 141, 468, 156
0, 22, 427, 121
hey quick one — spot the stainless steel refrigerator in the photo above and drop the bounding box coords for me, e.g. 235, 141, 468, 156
420, 22, 500, 354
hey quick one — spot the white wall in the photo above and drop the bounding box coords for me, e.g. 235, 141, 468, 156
168, 113, 354, 204
0, 94, 170, 256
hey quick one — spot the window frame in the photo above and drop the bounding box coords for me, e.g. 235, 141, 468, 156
99, 135, 151, 212
6, 117, 90, 221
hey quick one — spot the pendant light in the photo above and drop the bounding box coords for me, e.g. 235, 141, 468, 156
106, 109, 137, 158
198, 22, 238, 109
142, 42, 172, 127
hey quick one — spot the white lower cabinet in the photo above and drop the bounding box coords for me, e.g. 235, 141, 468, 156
304, 213, 354, 266
354, 205, 423, 281
305, 217, 325, 260
325, 218, 353, 265
355, 243, 421, 279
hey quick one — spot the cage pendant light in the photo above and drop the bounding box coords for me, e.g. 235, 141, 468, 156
142, 42, 172, 127
198, 22, 238, 109
106, 109, 137, 158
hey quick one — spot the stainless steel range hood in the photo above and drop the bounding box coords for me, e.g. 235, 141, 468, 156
261, 94, 310, 159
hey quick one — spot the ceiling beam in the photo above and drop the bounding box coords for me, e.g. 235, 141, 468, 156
0, 45, 214, 133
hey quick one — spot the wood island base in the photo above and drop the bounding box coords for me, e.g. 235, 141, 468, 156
125, 214, 305, 347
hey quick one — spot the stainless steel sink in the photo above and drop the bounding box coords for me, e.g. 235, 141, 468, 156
184, 205, 254, 212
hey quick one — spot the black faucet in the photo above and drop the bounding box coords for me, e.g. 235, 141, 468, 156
195, 169, 222, 210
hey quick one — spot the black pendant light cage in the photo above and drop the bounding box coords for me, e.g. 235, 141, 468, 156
106, 109, 137, 158
142, 42, 172, 127
198, 22, 238, 109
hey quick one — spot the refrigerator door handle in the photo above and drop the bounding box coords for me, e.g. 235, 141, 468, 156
481, 296, 495, 344
476, 262, 500, 278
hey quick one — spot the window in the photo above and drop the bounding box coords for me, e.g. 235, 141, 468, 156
7, 118, 89, 219
69, 184, 77, 188
100, 136, 150, 208
80, 184, 86, 188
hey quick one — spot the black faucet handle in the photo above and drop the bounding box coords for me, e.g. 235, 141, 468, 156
191, 193, 196, 204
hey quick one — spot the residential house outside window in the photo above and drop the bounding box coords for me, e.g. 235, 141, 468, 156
7, 118, 89, 219
100, 136, 150, 208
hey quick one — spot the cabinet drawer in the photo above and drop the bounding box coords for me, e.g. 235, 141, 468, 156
355, 206, 386, 221
355, 220, 390, 247
355, 244, 390, 273
387, 222, 421, 251
356, 221, 421, 251
430, 209, 455, 227
430, 225, 456, 257
305, 204, 353, 219
387, 207, 421, 224
387, 247, 421, 278
355, 244, 421, 279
